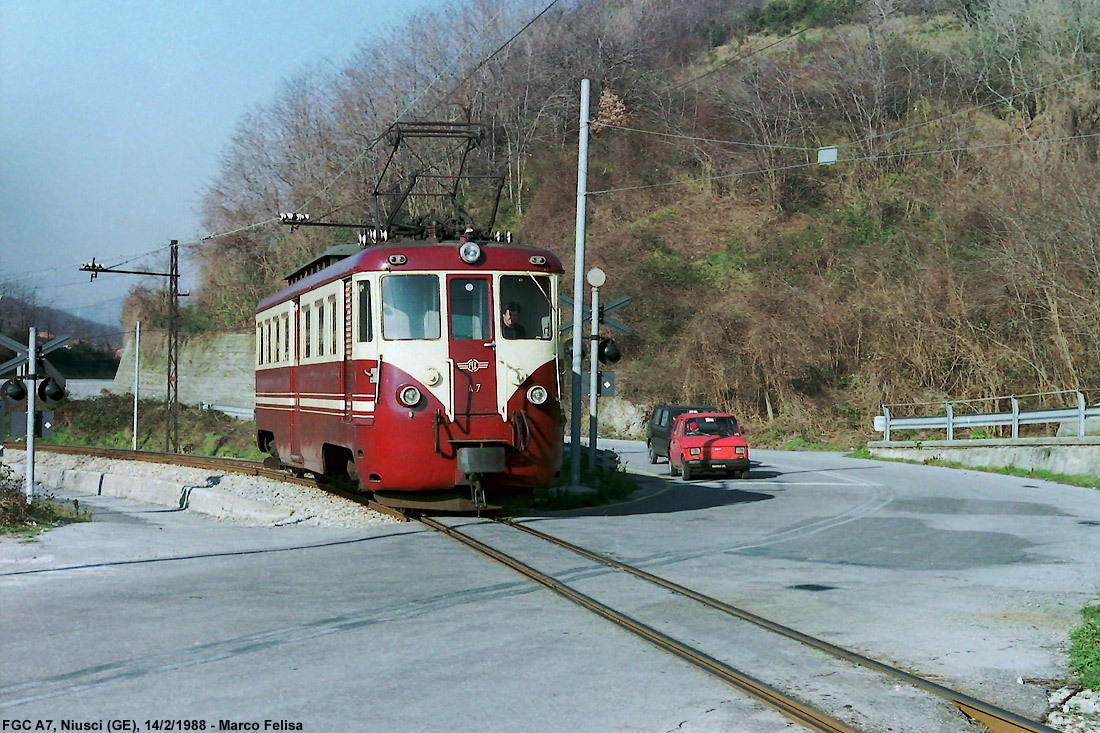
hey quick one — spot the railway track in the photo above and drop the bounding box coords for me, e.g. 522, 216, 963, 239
421, 516, 1060, 733
6, 442, 1062, 731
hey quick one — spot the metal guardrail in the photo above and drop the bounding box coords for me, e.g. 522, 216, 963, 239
874, 390, 1100, 441
198, 402, 255, 421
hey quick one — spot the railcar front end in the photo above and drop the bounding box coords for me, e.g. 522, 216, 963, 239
255, 239, 564, 511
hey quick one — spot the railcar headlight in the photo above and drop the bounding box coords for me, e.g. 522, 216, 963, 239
527, 385, 548, 405
397, 385, 422, 407
423, 367, 441, 386
459, 241, 481, 264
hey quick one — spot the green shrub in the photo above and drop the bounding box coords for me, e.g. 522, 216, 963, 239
1070, 606, 1100, 690
0, 463, 89, 536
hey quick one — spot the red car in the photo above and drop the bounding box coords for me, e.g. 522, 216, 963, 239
669, 412, 750, 480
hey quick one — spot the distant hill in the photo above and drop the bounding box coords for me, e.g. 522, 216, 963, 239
0, 294, 123, 351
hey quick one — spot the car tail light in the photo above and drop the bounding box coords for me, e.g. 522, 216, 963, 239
690, 447, 701, 456
736, 446, 747, 455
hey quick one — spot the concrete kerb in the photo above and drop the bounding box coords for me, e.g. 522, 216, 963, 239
6, 455, 292, 525
184, 486, 294, 525
101, 474, 187, 507
60, 469, 104, 495
867, 436, 1100, 478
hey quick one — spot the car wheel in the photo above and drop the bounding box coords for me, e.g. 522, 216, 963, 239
740, 469, 749, 480
682, 463, 692, 481
670, 460, 680, 477
647, 443, 658, 464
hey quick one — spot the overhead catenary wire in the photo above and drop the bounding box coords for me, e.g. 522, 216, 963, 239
839, 61, 1100, 150
591, 122, 819, 151
203, 0, 554, 241
587, 130, 1100, 196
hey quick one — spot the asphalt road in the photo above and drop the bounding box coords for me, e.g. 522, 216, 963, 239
3, 443, 1099, 732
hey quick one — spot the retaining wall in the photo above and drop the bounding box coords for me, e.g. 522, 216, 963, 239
867, 436, 1100, 478
111, 332, 255, 410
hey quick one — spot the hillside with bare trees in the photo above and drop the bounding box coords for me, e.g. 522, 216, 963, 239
174, 0, 1100, 442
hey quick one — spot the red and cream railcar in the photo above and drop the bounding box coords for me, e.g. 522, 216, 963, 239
254, 238, 564, 510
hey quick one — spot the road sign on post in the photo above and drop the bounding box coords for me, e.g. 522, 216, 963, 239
10, 411, 54, 438
580, 371, 615, 397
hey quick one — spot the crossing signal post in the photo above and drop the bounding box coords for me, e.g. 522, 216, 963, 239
561, 271, 633, 472
0, 328, 69, 499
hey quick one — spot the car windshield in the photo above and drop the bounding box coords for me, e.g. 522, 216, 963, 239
684, 416, 739, 436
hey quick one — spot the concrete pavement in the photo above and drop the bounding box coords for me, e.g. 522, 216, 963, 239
3, 442, 1100, 730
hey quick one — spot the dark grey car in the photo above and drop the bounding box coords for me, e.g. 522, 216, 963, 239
645, 404, 717, 463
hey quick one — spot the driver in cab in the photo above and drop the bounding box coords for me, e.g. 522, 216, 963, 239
501, 301, 526, 339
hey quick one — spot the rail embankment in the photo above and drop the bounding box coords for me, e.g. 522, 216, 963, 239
867, 436, 1100, 478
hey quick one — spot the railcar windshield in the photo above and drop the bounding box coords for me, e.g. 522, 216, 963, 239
499, 275, 552, 340
382, 274, 441, 340
684, 416, 741, 437
450, 278, 492, 340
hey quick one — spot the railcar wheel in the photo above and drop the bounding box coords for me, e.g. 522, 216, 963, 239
647, 443, 658, 464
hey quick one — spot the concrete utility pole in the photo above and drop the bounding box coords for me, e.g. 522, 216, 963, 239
570, 78, 591, 487
132, 320, 140, 451
25, 327, 36, 499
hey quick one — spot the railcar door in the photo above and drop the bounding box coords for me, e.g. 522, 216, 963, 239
447, 274, 497, 417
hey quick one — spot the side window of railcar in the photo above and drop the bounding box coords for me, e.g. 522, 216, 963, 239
328, 295, 338, 356
256, 323, 263, 366
382, 275, 440, 340
499, 275, 552, 340
303, 305, 312, 359
315, 299, 325, 356
282, 313, 291, 362
357, 281, 373, 342
450, 278, 492, 340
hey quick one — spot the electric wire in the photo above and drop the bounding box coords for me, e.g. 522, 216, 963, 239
19, 1, 558, 313
587, 130, 1100, 196
675, 26, 812, 89
257, 3, 521, 227
198, 0, 552, 243
839, 62, 1100, 150
591, 122, 818, 151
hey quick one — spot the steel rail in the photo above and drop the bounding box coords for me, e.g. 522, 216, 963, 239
497, 517, 1056, 733
418, 515, 856, 733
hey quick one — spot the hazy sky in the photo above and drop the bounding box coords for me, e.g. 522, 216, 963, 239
0, 0, 432, 326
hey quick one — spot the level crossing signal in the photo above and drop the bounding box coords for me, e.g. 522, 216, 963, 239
597, 336, 621, 365
0, 333, 70, 408
560, 294, 632, 366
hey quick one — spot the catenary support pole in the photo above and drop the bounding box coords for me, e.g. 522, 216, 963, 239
167, 240, 179, 453
570, 79, 591, 488
25, 327, 36, 499
132, 320, 140, 451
